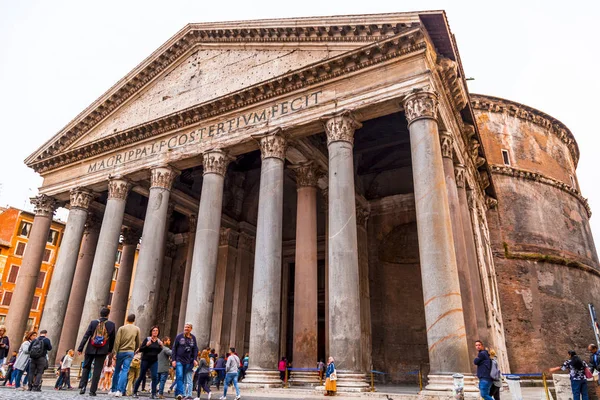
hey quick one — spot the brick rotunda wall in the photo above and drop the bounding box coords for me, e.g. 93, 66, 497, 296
473, 94, 599, 372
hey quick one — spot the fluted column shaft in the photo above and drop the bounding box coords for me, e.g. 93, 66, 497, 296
41, 188, 93, 364
403, 91, 470, 374
111, 228, 139, 330
178, 217, 196, 333
76, 178, 131, 348
440, 132, 479, 365
5, 195, 57, 351
291, 163, 319, 368
56, 217, 100, 360
324, 113, 363, 373
129, 166, 178, 335
247, 131, 287, 379
185, 150, 232, 346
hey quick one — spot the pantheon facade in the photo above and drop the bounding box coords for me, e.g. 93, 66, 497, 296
8, 10, 597, 391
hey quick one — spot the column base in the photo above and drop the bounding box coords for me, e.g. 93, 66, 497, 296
317, 372, 370, 392
239, 370, 282, 388
422, 374, 479, 396
290, 371, 321, 386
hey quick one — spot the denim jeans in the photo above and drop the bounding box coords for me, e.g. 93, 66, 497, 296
175, 362, 194, 397
572, 379, 589, 400
223, 372, 240, 397
13, 369, 24, 388
134, 360, 158, 395
479, 379, 494, 400
111, 351, 134, 394
158, 371, 169, 395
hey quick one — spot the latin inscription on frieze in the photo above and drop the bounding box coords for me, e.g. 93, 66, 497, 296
87, 91, 322, 173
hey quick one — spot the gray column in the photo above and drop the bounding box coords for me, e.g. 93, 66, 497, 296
56, 215, 100, 361
323, 112, 367, 389
5, 195, 57, 351
291, 162, 319, 371
440, 132, 479, 366
178, 215, 196, 333
76, 177, 131, 350
245, 130, 287, 386
230, 231, 254, 354
40, 188, 93, 364
456, 166, 490, 344
356, 202, 373, 373
185, 149, 233, 347
403, 91, 470, 380
128, 166, 178, 335
110, 228, 139, 330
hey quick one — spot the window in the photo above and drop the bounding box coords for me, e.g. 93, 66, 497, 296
112, 267, 119, 281
501, 149, 511, 166
1, 292, 12, 306
115, 250, 122, 264
31, 296, 40, 311
47, 229, 59, 245
36, 271, 46, 289
42, 249, 52, 263
18, 221, 32, 237
7, 265, 19, 283
14, 242, 26, 256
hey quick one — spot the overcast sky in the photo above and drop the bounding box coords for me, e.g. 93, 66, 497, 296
0, 0, 598, 253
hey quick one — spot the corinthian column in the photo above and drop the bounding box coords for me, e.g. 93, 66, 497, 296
129, 166, 178, 335
178, 214, 197, 333
323, 112, 369, 391
111, 227, 140, 329
5, 195, 57, 351
244, 130, 287, 387
41, 188, 94, 364
76, 177, 131, 349
56, 214, 100, 361
403, 91, 470, 386
185, 150, 233, 346
290, 162, 319, 383
440, 132, 479, 366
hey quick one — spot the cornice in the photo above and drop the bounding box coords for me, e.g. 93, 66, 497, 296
490, 164, 591, 218
471, 94, 579, 167
29, 27, 426, 174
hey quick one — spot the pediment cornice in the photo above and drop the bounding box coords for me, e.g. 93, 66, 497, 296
28, 26, 427, 174
26, 13, 429, 169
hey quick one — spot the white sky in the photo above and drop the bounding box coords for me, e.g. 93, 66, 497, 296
0, 0, 598, 253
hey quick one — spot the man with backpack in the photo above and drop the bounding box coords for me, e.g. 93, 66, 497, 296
27, 329, 52, 391
77, 307, 116, 396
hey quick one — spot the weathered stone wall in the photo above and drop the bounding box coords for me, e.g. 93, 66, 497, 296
475, 95, 599, 372
368, 194, 429, 383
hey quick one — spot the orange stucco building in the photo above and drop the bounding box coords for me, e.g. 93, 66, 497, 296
0, 207, 65, 334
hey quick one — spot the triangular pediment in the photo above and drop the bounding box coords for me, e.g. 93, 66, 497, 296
26, 11, 456, 173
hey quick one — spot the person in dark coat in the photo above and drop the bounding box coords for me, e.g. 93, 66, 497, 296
28, 329, 52, 391
474, 340, 494, 400
77, 307, 116, 396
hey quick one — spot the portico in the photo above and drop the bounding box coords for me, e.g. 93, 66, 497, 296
18, 12, 509, 393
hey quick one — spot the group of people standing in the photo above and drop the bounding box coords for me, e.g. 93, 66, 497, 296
74, 307, 243, 400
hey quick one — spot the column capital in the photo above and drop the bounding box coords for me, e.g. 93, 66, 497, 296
121, 227, 141, 245
290, 162, 321, 187
322, 110, 362, 146
107, 176, 132, 200
219, 227, 239, 247
150, 165, 180, 190
252, 129, 288, 161
439, 131, 454, 159
203, 149, 234, 177
454, 164, 466, 188
402, 90, 439, 125
30, 194, 58, 218
238, 232, 255, 252
356, 202, 370, 228
69, 187, 94, 211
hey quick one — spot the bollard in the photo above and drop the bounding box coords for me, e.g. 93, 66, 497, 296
418, 367, 423, 391
285, 368, 289, 388
542, 373, 551, 400
452, 373, 465, 400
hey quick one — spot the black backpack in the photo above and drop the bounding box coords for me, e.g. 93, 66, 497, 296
29, 338, 45, 359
